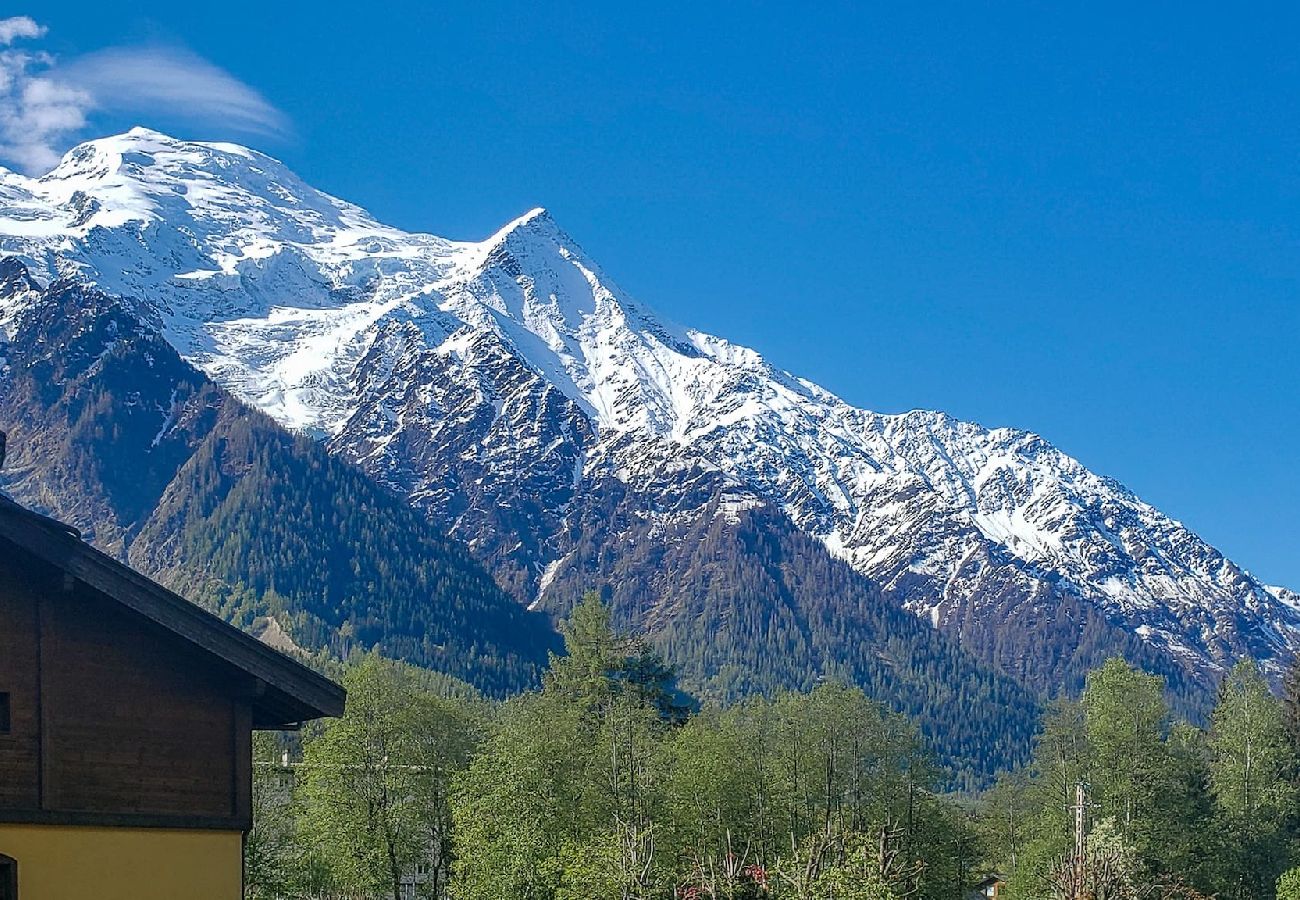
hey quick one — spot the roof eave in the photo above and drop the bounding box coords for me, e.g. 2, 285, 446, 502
0, 496, 346, 722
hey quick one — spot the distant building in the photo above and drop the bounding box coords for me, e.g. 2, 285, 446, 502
968, 874, 1008, 900
0, 494, 345, 900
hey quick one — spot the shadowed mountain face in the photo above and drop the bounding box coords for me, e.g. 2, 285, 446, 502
0, 271, 559, 696
2, 129, 1295, 777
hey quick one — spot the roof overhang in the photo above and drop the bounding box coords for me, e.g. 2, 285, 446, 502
0, 494, 345, 727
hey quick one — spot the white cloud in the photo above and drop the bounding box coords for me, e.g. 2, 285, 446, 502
0, 16, 44, 46
0, 17, 288, 174
0, 46, 89, 173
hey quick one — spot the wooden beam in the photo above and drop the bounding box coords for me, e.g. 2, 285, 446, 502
0, 807, 251, 832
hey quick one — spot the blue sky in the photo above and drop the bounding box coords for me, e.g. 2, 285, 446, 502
20, 2, 1300, 585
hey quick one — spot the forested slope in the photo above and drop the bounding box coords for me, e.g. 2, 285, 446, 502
0, 268, 559, 694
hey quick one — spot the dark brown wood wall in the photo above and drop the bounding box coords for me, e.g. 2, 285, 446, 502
0, 548, 252, 830
0, 565, 40, 810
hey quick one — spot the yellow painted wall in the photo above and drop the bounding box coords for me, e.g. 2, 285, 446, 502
0, 824, 242, 900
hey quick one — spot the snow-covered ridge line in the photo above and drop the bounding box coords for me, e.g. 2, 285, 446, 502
2, 128, 1296, 682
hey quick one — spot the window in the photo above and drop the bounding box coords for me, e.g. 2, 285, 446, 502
0, 854, 16, 900
0, 693, 9, 733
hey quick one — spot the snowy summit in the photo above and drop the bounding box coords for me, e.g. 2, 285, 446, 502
2, 128, 1296, 686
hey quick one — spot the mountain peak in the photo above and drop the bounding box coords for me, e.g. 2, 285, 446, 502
514, 206, 551, 227
483, 206, 559, 246
82, 126, 262, 158
47, 128, 240, 178
124, 125, 176, 140
0, 130, 1295, 694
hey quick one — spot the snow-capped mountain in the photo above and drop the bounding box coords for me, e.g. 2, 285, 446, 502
3, 128, 1295, 690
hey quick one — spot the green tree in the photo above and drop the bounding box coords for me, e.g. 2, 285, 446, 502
1207, 660, 1296, 900
1000, 660, 1215, 898
659, 684, 949, 900
453, 594, 672, 900
544, 591, 625, 704
297, 654, 481, 900
659, 701, 776, 883
976, 770, 1031, 881
810, 831, 901, 900
544, 591, 688, 720
451, 692, 585, 900
1082, 659, 1169, 845
1003, 699, 1091, 898
1159, 722, 1215, 887
245, 731, 300, 899
1277, 867, 1300, 900
1282, 657, 1300, 755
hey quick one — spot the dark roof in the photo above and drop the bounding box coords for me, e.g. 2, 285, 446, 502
0, 493, 345, 727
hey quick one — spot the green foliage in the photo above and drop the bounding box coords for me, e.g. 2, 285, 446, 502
992, 656, 1300, 900
296, 654, 485, 899
452, 596, 674, 900
450, 596, 956, 900
249, 636, 1300, 900
543, 590, 689, 720
1062, 816, 1148, 900
810, 837, 899, 900
1278, 867, 1300, 900
1207, 660, 1297, 899
1082, 659, 1177, 863
246, 731, 300, 900
1210, 661, 1296, 823
1282, 656, 1300, 754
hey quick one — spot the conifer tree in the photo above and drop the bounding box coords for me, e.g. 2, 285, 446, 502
1281, 655, 1300, 754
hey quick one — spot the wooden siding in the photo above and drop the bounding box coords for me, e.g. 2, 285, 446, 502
0, 548, 253, 830
0, 565, 40, 810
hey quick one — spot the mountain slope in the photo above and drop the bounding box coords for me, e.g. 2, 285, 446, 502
1, 128, 1295, 701
0, 267, 559, 694
0, 261, 1043, 783
543, 475, 1047, 783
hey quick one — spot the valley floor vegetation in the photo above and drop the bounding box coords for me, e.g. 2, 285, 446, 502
247, 594, 1300, 900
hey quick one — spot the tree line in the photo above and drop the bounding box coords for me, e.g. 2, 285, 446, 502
246, 593, 1300, 900
986, 656, 1300, 899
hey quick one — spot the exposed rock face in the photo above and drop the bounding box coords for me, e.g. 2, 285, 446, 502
2, 128, 1296, 711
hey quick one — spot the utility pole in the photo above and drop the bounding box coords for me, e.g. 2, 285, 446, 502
1065, 781, 1091, 899
1072, 782, 1086, 866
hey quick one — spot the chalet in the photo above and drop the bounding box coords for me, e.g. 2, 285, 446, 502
0, 493, 346, 900
967, 874, 1008, 900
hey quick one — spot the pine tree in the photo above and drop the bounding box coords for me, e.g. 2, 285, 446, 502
1281, 654, 1300, 754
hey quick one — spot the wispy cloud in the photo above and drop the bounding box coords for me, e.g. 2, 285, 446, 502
0, 16, 288, 174
58, 46, 288, 137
